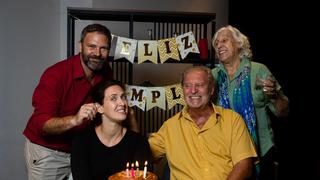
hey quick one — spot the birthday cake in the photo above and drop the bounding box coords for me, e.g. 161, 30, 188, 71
108, 170, 158, 180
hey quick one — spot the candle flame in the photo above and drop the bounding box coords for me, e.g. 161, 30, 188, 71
144, 161, 148, 166
131, 163, 134, 168
126, 162, 129, 168
135, 161, 139, 167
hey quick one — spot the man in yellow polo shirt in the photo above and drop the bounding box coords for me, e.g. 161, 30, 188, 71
149, 66, 257, 179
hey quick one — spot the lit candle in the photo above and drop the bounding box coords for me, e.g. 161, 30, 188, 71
126, 162, 129, 177
131, 163, 135, 177
143, 161, 148, 178
135, 161, 140, 176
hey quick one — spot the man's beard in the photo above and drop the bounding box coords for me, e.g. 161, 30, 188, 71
81, 53, 107, 73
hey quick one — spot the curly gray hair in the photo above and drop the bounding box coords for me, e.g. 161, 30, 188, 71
212, 25, 252, 59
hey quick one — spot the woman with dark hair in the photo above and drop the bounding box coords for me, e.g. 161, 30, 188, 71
71, 80, 151, 180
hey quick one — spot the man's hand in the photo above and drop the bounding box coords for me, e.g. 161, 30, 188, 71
43, 103, 98, 135
73, 103, 98, 126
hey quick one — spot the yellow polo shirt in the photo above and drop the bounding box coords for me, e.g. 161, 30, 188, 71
148, 104, 257, 180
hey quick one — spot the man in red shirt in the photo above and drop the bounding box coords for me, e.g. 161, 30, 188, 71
23, 24, 114, 180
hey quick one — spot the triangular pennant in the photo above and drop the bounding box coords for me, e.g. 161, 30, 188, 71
138, 40, 158, 64
114, 37, 137, 63
165, 84, 185, 110
126, 85, 147, 111
176, 31, 200, 59
146, 87, 166, 111
157, 38, 180, 63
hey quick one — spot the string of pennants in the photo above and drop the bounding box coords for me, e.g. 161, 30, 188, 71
115, 32, 199, 110
112, 31, 199, 63
126, 84, 185, 111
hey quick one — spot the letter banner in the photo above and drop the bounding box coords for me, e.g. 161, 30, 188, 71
126, 85, 147, 111
114, 36, 137, 63
125, 84, 185, 111
112, 32, 202, 64
165, 84, 185, 110
176, 31, 200, 59
138, 40, 158, 64
146, 87, 166, 111
158, 38, 180, 63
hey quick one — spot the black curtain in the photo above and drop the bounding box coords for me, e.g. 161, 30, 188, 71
229, 1, 318, 179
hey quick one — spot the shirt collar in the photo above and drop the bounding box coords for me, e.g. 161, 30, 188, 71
216, 57, 251, 80
73, 54, 86, 79
180, 103, 221, 130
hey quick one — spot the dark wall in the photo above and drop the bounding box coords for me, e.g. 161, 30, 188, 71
229, 1, 318, 179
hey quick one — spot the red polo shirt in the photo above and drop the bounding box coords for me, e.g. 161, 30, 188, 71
23, 54, 113, 152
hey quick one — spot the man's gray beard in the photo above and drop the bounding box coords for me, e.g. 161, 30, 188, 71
82, 54, 106, 73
